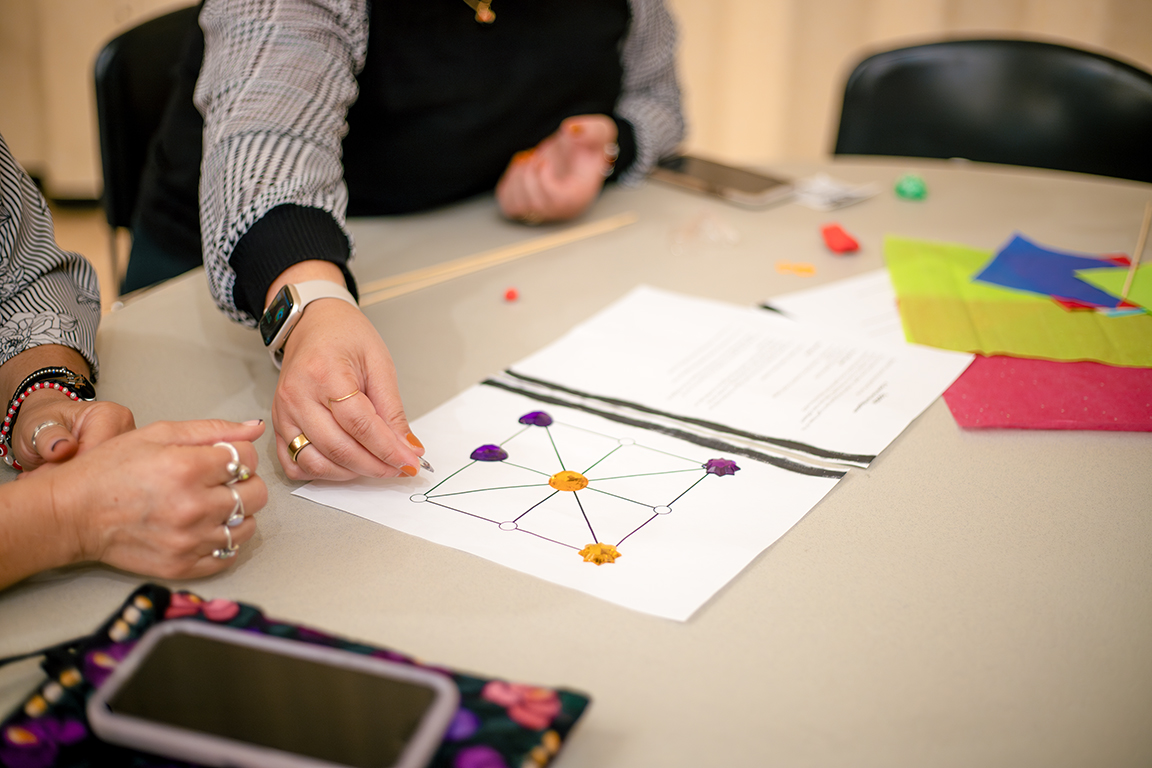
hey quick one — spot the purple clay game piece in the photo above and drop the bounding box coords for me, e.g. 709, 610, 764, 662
518, 411, 554, 427
470, 444, 508, 462
703, 458, 740, 476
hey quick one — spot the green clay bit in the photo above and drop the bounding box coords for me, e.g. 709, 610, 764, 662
894, 173, 927, 200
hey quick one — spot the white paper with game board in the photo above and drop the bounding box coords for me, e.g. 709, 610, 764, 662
295, 287, 972, 620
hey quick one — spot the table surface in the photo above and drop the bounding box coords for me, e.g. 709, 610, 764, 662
2, 158, 1151, 768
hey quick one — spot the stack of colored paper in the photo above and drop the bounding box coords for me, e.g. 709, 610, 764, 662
883, 234, 1152, 431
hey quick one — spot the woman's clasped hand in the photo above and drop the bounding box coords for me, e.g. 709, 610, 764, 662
0, 419, 268, 589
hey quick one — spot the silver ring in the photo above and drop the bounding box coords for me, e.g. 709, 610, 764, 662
213, 441, 249, 484
31, 421, 63, 453
212, 526, 239, 560
225, 486, 245, 527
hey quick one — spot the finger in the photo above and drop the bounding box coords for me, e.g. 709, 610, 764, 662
183, 517, 259, 579
328, 391, 422, 472
496, 163, 531, 219
142, 419, 267, 448
124, 514, 259, 582
276, 428, 359, 482
28, 421, 77, 464
517, 161, 552, 217
72, 402, 136, 455
542, 132, 574, 179
201, 441, 262, 487
146, 439, 264, 492
562, 116, 614, 149
277, 408, 408, 481
207, 478, 268, 530
535, 150, 606, 220
208, 440, 262, 485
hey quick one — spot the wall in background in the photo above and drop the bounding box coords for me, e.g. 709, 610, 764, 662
2, 0, 1151, 199
669, 0, 1152, 165
0, 0, 187, 197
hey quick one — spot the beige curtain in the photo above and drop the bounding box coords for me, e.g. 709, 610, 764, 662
668, 0, 1152, 165
3, 0, 1151, 195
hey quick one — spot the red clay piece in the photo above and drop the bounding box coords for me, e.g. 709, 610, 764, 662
821, 223, 859, 254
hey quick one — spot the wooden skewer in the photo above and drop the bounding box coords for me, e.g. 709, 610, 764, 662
358, 211, 639, 307
1121, 200, 1152, 301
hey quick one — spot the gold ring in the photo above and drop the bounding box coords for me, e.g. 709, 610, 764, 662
327, 391, 359, 407
287, 433, 312, 463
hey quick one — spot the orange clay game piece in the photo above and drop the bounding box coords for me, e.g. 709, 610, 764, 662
549, 470, 589, 491
579, 543, 621, 565
775, 261, 816, 277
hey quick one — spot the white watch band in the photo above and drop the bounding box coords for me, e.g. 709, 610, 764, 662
267, 280, 358, 369
293, 279, 357, 308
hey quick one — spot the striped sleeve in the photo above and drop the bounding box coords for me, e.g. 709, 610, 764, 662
195, 0, 369, 326
0, 134, 101, 378
617, 0, 686, 186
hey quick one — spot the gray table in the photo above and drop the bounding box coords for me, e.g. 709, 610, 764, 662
3, 159, 1151, 767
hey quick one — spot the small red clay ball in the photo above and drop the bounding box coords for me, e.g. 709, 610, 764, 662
504, 287, 519, 302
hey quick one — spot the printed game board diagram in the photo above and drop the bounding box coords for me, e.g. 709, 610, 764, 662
410, 411, 740, 565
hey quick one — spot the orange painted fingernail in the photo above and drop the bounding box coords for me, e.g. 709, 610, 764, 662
406, 432, 424, 449
400, 465, 418, 477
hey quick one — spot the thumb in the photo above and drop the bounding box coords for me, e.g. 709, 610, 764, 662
30, 421, 79, 464
141, 418, 267, 447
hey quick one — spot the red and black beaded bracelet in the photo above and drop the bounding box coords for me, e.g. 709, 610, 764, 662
0, 367, 96, 470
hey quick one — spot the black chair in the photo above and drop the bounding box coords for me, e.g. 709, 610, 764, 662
93, 5, 199, 295
833, 39, 1152, 183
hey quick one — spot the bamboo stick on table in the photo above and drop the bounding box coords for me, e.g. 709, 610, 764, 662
1120, 201, 1152, 301
358, 211, 638, 307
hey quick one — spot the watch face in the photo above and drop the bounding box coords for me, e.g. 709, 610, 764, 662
259, 286, 296, 347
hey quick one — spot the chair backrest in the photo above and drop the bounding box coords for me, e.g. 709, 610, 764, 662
833, 39, 1152, 183
93, 6, 199, 230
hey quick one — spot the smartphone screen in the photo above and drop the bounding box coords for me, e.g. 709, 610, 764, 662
104, 632, 439, 768
656, 155, 788, 195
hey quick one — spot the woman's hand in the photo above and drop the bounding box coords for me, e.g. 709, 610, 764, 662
272, 298, 425, 481
42, 419, 268, 581
496, 115, 618, 224
11, 392, 136, 471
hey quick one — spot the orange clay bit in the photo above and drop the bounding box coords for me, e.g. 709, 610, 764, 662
549, 470, 588, 491
504, 286, 519, 302
775, 260, 817, 277
406, 432, 424, 449
512, 149, 534, 164
23, 696, 47, 718
6, 726, 38, 745
579, 542, 621, 565
569, 123, 584, 135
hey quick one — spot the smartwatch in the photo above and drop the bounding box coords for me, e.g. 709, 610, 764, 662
259, 280, 358, 368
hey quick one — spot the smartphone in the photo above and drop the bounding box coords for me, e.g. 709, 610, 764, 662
651, 154, 793, 207
87, 620, 460, 768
